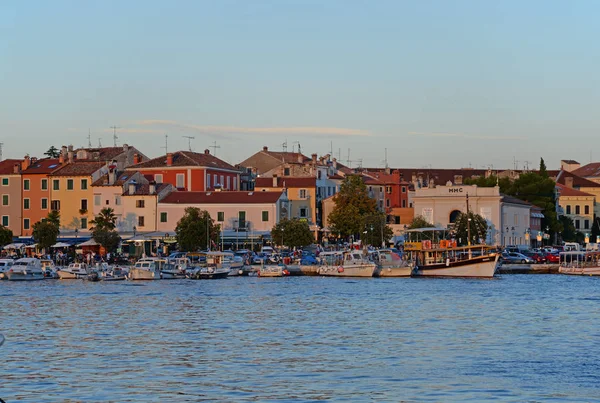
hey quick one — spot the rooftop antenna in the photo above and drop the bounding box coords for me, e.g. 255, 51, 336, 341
330, 141, 333, 157
524, 161, 531, 171
183, 136, 195, 152
109, 125, 120, 147
87, 129, 92, 148
297, 142, 301, 155
210, 140, 220, 156
162, 134, 168, 153
282, 139, 288, 152
0, 142, 3, 161
98, 138, 102, 147
347, 148, 351, 166
384, 148, 388, 168
292, 141, 300, 153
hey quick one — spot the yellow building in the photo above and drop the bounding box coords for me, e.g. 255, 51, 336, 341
254, 176, 317, 232
556, 183, 595, 233
49, 162, 107, 232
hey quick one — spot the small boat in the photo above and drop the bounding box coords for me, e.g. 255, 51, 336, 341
101, 266, 128, 281
188, 252, 229, 279
86, 270, 101, 282
128, 258, 164, 280
258, 264, 291, 277
559, 251, 600, 276
373, 249, 412, 277
317, 250, 378, 277
0, 258, 14, 280
161, 257, 191, 279
57, 263, 90, 279
40, 260, 59, 279
222, 252, 244, 276
5, 258, 45, 281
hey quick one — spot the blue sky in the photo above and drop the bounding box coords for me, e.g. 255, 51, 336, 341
1, 0, 598, 169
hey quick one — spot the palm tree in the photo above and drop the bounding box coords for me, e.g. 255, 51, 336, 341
90, 208, 117, 231
46, 210, 61, 227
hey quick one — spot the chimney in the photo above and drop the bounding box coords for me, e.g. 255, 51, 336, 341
108, 169, 117, 185
68, 149, 74, 164
21, 155, 31, 171
128, 183, 136, 195
297, 154, 303, 163
149, 182, 156, 195
59, 153, 65, 164
311, 153, 318, 164
68, 144, 74, 152
166, 153, 173, 167
133, 153, 141, 164
565, 176, 574, 188
332, 158, 337, 169
263, 146, 268, 152
123, 144, 129, 153
272, 174, 278, 187
13, 164, 20, 174
204, 149, 210, 155
385, 166, 391, 175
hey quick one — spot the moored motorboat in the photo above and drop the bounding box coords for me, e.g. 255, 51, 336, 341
5, 258, 45, 281
317, 250, 377, 277
0, 258, 14, 280
373, 249, 412, 277
57, 263, 90, 279
188, 252, 230, 279
128, 258, 164, 280
40, 260, 59, 279
101, 266, 128, 281
161, 257, 191, 279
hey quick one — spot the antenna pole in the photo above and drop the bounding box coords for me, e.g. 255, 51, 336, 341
164, 134, 168, 154
98, 138, 102, 147
210, 141, 221, 156
109, 126, 120, 147
0, 142, 3, 161
87, 129, 92, 148
385, 148, 388, 168
466, 193, 472, 247
183, 136, 195, 152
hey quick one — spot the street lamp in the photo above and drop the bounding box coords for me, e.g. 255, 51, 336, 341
505, 226, 509, 246
75, 228, 78, 240
133, 225, 137, 237
370, 224, 374, 246
545, 226, 549, 246
281, 227, 284, 249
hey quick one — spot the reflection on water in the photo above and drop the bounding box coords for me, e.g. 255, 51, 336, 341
1, 276, 600, 402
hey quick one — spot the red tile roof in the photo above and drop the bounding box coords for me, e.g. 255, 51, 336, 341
556, 183, 594, 197
161, 190, 285, 204
262, 151, 311, 164
75, 147, 124, 161
555, 170, 600, 188
50, 162, 106, 176
22, 158, 62, 175
573, 163, 600, 179
123, 183, 171, 196
0, 159, 23, 175
92, 171, 139, 187
501, 195, 532, 206
132, 151, 238, 171
255, 177, 316, 188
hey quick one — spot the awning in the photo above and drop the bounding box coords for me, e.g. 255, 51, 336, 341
77, 239, 99, 247
531, 213, 545, 218
25, 244, 38, 249
51, 242, 72, 248
3, 243, 26, 250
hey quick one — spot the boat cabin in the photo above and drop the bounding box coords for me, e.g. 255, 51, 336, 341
559, 251, 600, 268
134, 258, 168, 270
320, 250, 370, 266
0, 259, 14, 272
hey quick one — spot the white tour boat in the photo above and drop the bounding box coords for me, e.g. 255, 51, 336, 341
317, 250, 378, 277
5, 258, 45, 281
559, 251, 600, 276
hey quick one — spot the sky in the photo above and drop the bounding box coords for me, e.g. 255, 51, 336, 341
1, 0, 599, 170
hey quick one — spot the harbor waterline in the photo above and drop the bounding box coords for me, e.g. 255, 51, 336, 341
1, 276, 599, 402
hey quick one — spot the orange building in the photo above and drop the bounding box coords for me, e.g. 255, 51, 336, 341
21, 158, 63, 236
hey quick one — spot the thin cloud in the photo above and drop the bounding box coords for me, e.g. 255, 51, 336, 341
408, 131, 525, 141
102, 128, 163, 134
135, 119, 371, 137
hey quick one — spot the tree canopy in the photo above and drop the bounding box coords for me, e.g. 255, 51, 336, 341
90, 208, 117, 231
33, 221, 59, 250
44, 146, 60, 158
0, 226, 13, 247
271, 218, 314, 248
453, 212, 488, 246
175, 207, 219, 252
361, 213, 393, 247
559, 215, 577, 242
46, 210, 61, 228
328, 175, 379, 239
408, 215, 435, 229
91, 208, 120, 253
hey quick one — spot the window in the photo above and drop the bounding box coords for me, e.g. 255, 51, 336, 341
53, 179, 60, 190
220, 175, 224, 188
369, 186, 372, 192
24, 179, 30, 190
386, 199, 390, 207
575, 219, 580, 229
386, 186, 392, 194
584, 219, 590, 229
217, 212, 224, 222
67, 179, 74, 190
402, 199, 406, 208
154, 174, 163, 184
94, 194, 101, 206
566, 205, 571, 214
284, 167, 290, 176
160, 212, 168, 223
138, 216, 145, 227
585, 205, 590, 215
23, 218, 30, 230
136, 200, 145, 208
214, 174, 218, 186
402, 186, 407, 193
115, 195, 121, 206
299, 189, 307, 199
317, 170, 322, 179
81, 218, 88, 229
2, 216, 8, 226
575, 205, 580, 215
207, 174, 211, 189
81, 179, 88, 190
106, 199, 109, 205
23, 198, 30, 210
299, 208, 308, 218
262, 211, 269, 221
176, 174, 185, 188
238, 211, 246, 229
81, 199, 88, 211
514, 215, 519, 225
51, 200, 60, 211
2, 195, 8, 206
379, 186, 383, 192
1, 178, 7, 186
226, 176, 230, 190
41, 198, 48, 209
233, 177, 237, 190
41, 179, 48, 190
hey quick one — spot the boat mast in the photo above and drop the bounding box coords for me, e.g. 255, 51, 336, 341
466, 193, 471, 247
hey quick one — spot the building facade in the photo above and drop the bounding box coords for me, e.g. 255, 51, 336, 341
0, 159, 24, 236
556, 183, 595, 233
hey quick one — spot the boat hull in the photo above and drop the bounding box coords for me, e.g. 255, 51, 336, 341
559, 266, 600, 276
161, 271, 187, 279
129, 268, 160, 280
318, 264, 377, 277
376, 265, 412, 277
57, 270, 87, 280
190, 270, 229, 279
5, 271, 45, 281
412, 255, 499, 278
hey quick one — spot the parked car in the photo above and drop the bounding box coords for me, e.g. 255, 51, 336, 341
500, 252, 535, 264
300, 254, 318, 265
522, 250, 546, 264
545, 253, 560, 263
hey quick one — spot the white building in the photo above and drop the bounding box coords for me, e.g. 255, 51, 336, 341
412, 184, 534, 246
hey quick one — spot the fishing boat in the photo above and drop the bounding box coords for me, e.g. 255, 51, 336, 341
57, 263, 90, 279
188, 252, 229, 279
128, 258, 164, 280
0, 258, 14, 280
373, 249, 412, 277
558, 251, 600, 276
405, 228, 498, 278
101, 266, 128, 281
40, 260, 59, 279
5, 258, 45, 281
161, 257, 192, 279
317, 250, 378, 277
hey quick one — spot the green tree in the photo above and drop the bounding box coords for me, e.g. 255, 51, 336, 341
361, 213, 393, 247
558, 215, 577, 242
0, 226, 13, 247
591, 215, 600, 243
47, 210, 61, 227
91, 208, 120, 253
175, 207, 219, 252
539, 158, 548, 178
33, 220, 60, 250
508, 172, 559, 235
453, 212, 488, 246
463, 175, 512, 194
329, 175, 379, 239
44, 146, 60, 158
408, 215, 435, 229
271, 218, 314, 248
